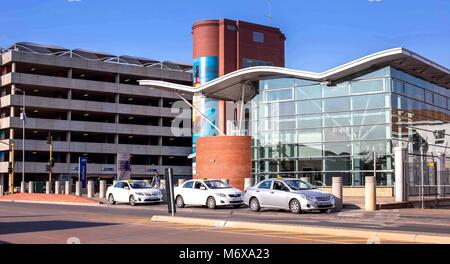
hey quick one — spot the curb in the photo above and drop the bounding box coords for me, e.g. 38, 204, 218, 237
150, 215, 450, 244
0, 199, 101, 207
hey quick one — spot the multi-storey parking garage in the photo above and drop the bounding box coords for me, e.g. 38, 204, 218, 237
0, 42, 193, 189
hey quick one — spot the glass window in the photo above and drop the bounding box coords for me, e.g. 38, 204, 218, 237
298, 144, 322, 157
297, 100, 322, 114
324, 113, 351, 127
323, 84, 348, 97
258, 180, 272, 189
261, 78, 294, 89
323, 127, 351, 142
298, 114, 322, 129
405, 83, 424, 101
425, 91, 433, 104
324, 97, 350, 112
266, 101, 295, 117
352, 125, 387, 140
352, 94, 386, 110
325, 157, 351, 171
194, 181, 206, 189
295, 85, 322, 100
183, 181, 194, 188
352, 110, 388, 125
265, 89, 293, 102
393, 79, 404, 94
253, 32, 264, 43
350, 79, 384, 94
298, 129, 322, 143
434, 94, 447, 109
324, 142, 351, 156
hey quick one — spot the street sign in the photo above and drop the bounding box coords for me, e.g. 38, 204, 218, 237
79, 156, 87, 188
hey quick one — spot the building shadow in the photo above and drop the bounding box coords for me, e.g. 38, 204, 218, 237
0, 221, 118, 235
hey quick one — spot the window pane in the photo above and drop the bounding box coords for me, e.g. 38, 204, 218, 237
267, 101, 295, 116
261, 78, 294, 89
298, 144, 322, 157
425, 91, 433, 104
352, 94, 386, 110
323, 97, 350, 112
350, 79, 384, 94
295, 85, 322, 100
265, 89, 293, 102
324, 113, 351, 127
323, 127, 351, 142
325, 157, 351, 171
393, 79, 404, 94
352, 125, 387, 140
298, 114, 322, 129
323, 84, 348, 98
298, 129, 322, 143
297, 100, 322, 114
353, 141, 390, 155
434, 94, 447, 109
324, 142, 351, 156
353, 110, 388, 125
404, 83, 424, 101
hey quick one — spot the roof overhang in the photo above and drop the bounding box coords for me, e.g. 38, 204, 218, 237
139, 48, 450, 102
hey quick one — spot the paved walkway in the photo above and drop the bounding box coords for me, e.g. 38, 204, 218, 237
0, 193, 100, 205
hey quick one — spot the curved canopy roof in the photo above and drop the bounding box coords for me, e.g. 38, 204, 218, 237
139, 47, 450, 102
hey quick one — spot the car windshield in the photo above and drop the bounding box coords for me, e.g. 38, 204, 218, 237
204, 180, 230, 189
284, 179, 316, 190
129, 181, 152, 189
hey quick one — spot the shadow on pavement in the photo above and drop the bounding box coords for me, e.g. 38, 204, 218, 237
0, 221, 118, 235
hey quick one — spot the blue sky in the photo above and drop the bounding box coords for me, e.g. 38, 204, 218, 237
1, 0, 449, 71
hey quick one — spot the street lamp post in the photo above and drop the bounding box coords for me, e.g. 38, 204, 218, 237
14, 88, 26, 185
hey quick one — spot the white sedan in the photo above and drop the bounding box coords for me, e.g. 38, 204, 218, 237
106, 180, 163, 206
174, 179, 244, 209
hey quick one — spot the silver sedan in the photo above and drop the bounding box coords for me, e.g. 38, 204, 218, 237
243, 178, 335, 214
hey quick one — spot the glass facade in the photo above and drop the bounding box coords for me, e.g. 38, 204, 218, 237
250, 66, 450, 186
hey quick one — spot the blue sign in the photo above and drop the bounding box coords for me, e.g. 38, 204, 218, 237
147, 168, 158, 173
79, 156, 87, 188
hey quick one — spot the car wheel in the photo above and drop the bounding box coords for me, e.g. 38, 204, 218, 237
206, 196, 216, 209
289, 199, 302, 214
129, 195, 136, 206
176, 195, 185, 208
108, 194, 116, 205
249, 197, 261, 212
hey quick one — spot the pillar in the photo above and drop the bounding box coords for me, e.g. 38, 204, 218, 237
332, 177, 343, 211
65, 181, 70, 195
20, 181, 26, 193
178, 178, 186, 186
365, 176, 376, 211
244, 178, 254, 190
75, 181, 81, 196
394, 146, 407, 202
46, 181, 51, 194
99, 180, 106, 199
436, 152, 446, 198
55, 181, 60, 194
87, 181, 93, 198
28, 181, 34, 193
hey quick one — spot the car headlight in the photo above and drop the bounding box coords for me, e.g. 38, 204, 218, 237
135, 192, 145, 196
215, 193, 227, 198
299, 194, 316, 201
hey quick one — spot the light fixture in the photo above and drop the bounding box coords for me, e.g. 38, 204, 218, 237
80, 74, 85, 77
125, 79, 130, 82
33, 89, 39, 93
32, 151, 37, 154
83, 153, 88, 156
33, 130, 38, 134
83, 93, 89, 97
168, 102, 173, 105
169, 156, 174, 159
128, 97, 134, 101
33, 109, 39, 113
128, 135, 134, 139
83, 113, 89, 117
83, 133, 89, 136
128, 116, 134, 120
169, 138, 175, 141
30, 68, 36, 72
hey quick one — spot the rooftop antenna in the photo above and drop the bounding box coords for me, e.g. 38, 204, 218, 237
266, 0, 273, 25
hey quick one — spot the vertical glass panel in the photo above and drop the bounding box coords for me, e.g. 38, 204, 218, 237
298, 144, 322, 157
352, 110, 388, 125
393, 79, 404, 94
265, 88, 293, 102
323, 112, 351, 127
350, 79, 384, 94
297, 100, 322, 114
425, 91, 433, 104
298, 114, 322, 129
323, 127, 351, 142
261, 78, 294, 89
404, 83, 424, 101
434, 94, 447, 109
325, 157, 351, 171
352, 94, 386, 110
295, 85, 322, 100
279, 160, 295, 172
323, 83, 348, 97
266, 101, 295, 117
352, 125, 387, 140
298, 129, 322, 143
323, 97, 350, 112
323, 142, 351, 156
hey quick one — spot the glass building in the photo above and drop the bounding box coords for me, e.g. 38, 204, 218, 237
251, 66, 450, 186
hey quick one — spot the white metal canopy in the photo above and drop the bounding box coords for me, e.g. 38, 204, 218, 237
139, 47, 450, 102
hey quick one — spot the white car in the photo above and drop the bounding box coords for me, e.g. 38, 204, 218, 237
106, 180, 163, 206
244, 178, 335, 214
174, 179, 244, 209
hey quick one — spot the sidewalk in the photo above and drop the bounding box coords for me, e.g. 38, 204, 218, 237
0, 193, 101, 206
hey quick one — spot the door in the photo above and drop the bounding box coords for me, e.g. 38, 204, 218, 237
192, 181, 209, 205
267, 181, 290, 208
255, 180, 273, 207
120, 182, 131, 202
179, 180, 195, 204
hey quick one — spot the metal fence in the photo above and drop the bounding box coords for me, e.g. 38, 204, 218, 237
405, 158, 450, 199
